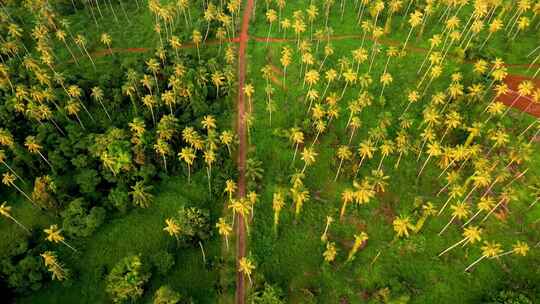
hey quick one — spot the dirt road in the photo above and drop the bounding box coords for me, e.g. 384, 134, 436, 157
235, 0, 254, 303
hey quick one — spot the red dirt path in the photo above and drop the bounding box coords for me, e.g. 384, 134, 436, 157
235, 0, 253, 303
500, 75, 540, 118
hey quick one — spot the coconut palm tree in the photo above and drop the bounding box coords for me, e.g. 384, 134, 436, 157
492, 241, 529, 259
353, 179, 375, 205
130, 181, 153, 208
163, 218, 181, 242
334, 145, 352, 181
402, 10, 423, 52
346, 232, 369, 262
272, 191, 285, 233
44, 224, 77, 252
0, 150, 24, 183
439, 226, 482, 256
265, 9, 278, 45
239, 257, 255, 284
291, 186, 310, 218
417, 141, 441, 178
462, 196, 496, 227
74, 34, 95, 69
0, 202, 30, 233
55, 30, 78, 65
320, 216, 333, 242
178, 147, 196, 184
300, 147, 317, 174
502, 80, 534, 118
24, 136, 54, 170
100, 32, 112, 55
191, 30, 203, 61
203, 149, 216, 193
439, 202, 470, 235
340, 188, 355, 220
224, 179, 237, 202
41, 251, 69, 281
393, 215, 414, 238
216, 217, 232, 249
2, 172, 33, 204
91, 86, 111, 121
323, 241, 337, 262
357, 139, 376, 171
464, 241, 502, 272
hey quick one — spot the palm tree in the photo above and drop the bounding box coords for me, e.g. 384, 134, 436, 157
0, 150, 24, 183
163, 218, 181, 242
191, 30, 202, 61
130, 181, 153, 208
439, 226, 482, 256
41, 251, 69, 281
377, 140, 394, 170
320, 216, 333, 242
300, 147, 317, 174
357, 139, 376, 171
417, 141, 441, 179
2, 173, 33, 204
323, 241, 337, 262
91, 86, 111, 121
462, 196, 495, 227
243, 83, 254, 113
402, 10, 423, 52
100, 32, 112, 55
154, 139, 170, 172
203, 149, 216, 193
74, 34, 95, 69
502, 80, 534, 117
393, 215, 414, 238
265, 9, 278, 45
44, 224, 77, 252
340, 188, 355, 220
224, 179, 237, 202
239, 257, 255, 284
480, 18, 503, 50
216, 217, 232, 249
0, 128, 14, 148
55, 30, 78, 65
0, 202, 30, 233
178, 148, 196, 184
334, 145, 352, 181
492, 241, 529, 259
272, 191, 285, 233
346, 232, 369, 262
464, 241, 502, 272
439, 202, 470, 235
25, 136, 54, 170
291, 186, 310, 218
353, 179, 375, 205
220, 130, 234, 156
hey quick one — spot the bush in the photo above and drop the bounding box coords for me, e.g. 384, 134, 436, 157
105, 255, 151, 303
249, 283, 284, 304
176, 207, 211, 245
153, 285, 182, 304
484, 290, 533, 304
150, 251, 175, 275
61, 198, 106, 238
107, 185, 130, 213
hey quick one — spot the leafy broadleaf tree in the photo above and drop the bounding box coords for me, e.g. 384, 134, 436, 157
105, 255, 151, 303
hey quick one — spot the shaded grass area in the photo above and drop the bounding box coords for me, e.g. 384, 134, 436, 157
245, 2, 540, 303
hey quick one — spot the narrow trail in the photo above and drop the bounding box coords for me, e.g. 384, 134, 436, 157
235, 0, 254, 303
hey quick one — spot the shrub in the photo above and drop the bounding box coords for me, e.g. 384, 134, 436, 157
153, 285, 182, 304
61, 198, 106, 238
150, 251, 175, 275
105, 255, 151, 303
